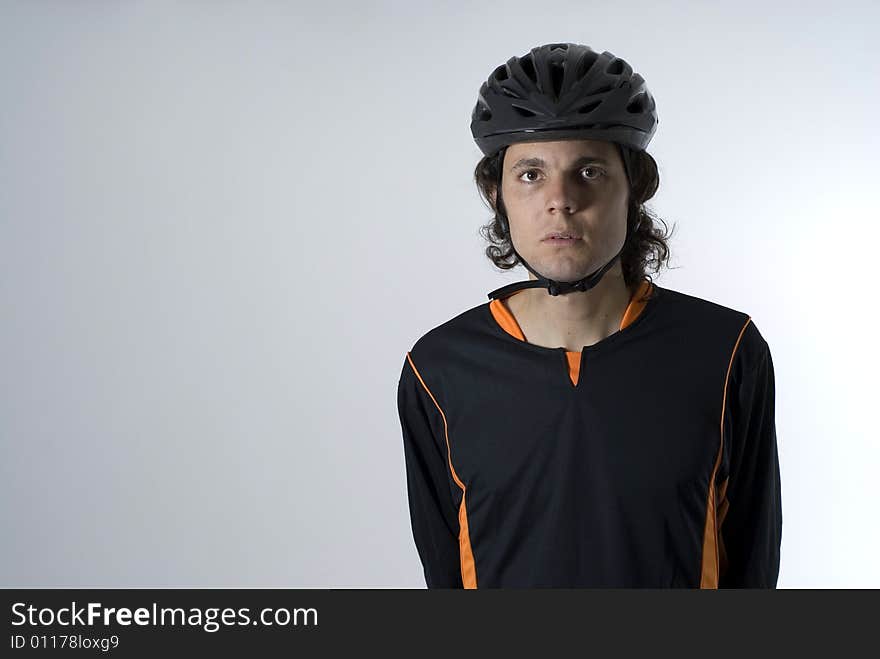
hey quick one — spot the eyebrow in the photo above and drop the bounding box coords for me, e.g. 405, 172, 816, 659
509, 155, 611, 171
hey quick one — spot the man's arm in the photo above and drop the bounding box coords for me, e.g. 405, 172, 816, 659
397, 353, 463, 588
718, 332, 783, 588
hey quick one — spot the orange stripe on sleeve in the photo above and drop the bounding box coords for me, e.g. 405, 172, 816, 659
405, 352, 477, 589
700, 317, 752, 588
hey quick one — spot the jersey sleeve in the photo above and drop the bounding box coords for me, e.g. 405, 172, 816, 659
718, 331, 783, 588
397, 353, 464, 589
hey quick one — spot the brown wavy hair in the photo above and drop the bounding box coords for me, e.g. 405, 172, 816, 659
474, 143, 675, 297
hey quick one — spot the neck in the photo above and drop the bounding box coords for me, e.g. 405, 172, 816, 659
511, 262, 633, 352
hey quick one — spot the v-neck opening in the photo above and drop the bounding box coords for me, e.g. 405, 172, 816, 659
485, 280, 660, 388
488, 280, 656, 351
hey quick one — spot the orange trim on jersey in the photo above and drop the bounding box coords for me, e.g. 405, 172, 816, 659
564, 351, 581, 386
489, 290, 527, 341
700, 317, 752, 588
489, 280, 654, 386
717, 475, 730, 579
405, 352, 477, 589
620, 280, 652, 330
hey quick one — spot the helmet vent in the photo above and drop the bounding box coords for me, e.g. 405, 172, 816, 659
512, 105, 537, 118
492, 64, 509, 82
577, 100, 602, 114
605, 58, 625, 75
626, 93, 646, 114
574, 51, 600, 80
549, 60, 565, 100
520, 54, 537, 82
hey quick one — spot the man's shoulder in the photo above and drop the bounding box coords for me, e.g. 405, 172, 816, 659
405, 300, 490, 364
654, 284, 750, 324
654, 283, 770, 368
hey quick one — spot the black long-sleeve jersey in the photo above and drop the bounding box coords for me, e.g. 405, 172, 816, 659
397, 280, 782, 588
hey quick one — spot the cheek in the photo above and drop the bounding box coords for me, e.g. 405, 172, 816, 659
500, 192, 537, 229
596, 189, 630, 227
502, 184, 529, 209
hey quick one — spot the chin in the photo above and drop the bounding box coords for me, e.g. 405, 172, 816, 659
534, 259, 597, 282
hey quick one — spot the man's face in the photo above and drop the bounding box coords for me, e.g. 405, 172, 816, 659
498, 138, 630, 283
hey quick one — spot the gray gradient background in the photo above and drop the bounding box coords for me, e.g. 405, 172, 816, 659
2, 0, 877, 588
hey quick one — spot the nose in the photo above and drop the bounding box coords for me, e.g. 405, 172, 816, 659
545, 176, 579, 214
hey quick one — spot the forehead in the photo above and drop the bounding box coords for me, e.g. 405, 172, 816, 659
504, 138, 617, 164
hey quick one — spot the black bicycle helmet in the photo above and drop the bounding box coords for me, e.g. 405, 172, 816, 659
470, 42, 659, 300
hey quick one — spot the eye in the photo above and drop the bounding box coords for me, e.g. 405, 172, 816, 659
517, 169, 542, 183
580, 166, 605, 181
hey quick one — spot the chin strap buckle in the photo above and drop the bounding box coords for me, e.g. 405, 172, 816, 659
548, 279, 589, 296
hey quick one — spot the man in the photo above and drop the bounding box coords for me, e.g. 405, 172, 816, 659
397, 42, 781, 588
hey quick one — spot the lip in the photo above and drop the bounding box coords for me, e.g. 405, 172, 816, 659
542, 231, 583, 241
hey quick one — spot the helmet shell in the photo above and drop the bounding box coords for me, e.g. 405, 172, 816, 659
470, 43, 658, 157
